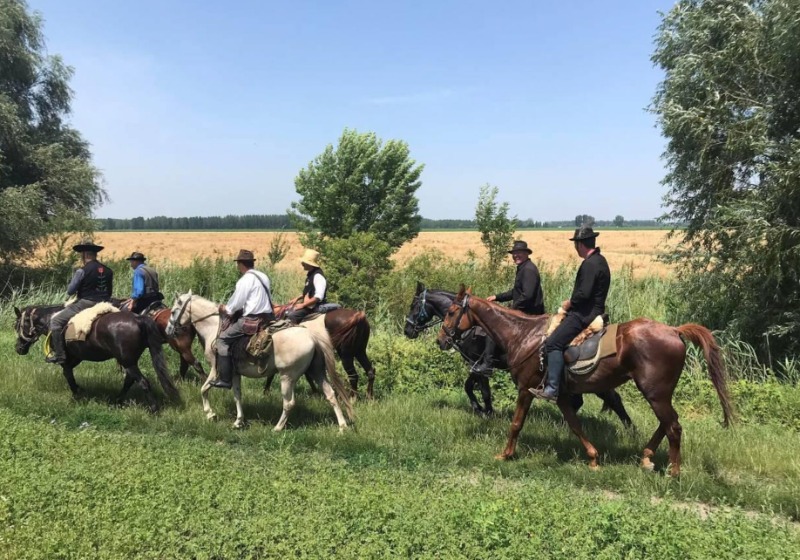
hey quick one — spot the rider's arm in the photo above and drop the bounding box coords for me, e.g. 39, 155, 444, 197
515, 265, 540, 307
66, 269, 84, 296
494, 289, 513, 302
569, 262, 594, 307
131, 267, 145, 299
225, 276, 249, 314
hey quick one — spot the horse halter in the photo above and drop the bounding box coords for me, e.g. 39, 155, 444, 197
16, 309, 42, 344
405, 289, 442, 333
443, 293, 471, 341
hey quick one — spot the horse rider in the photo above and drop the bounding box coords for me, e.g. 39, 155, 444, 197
209, 250, 275, 389
286, 249, 327, 324
46, 239, 114, 364
530, 226, 610, 402
122, 252, 164, 314
471, 240, 545, 376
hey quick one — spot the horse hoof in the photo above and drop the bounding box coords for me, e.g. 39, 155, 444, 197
641, 460, 655, 472
589, 463, 600, 471
206, 413, 217, 422
233, 421, 244, 429
494, 453, 512, 461
273, 425, 284, 433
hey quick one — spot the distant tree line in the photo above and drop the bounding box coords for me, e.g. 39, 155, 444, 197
98, 214, 666, 231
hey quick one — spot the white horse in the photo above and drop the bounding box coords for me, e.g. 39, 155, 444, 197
166, 292, 353, 431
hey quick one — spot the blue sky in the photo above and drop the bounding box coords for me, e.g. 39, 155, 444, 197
30, 0, 676, 221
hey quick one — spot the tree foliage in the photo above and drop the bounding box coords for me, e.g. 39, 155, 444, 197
652, 0, 800, 360
574, 214, 595, 227
613, 215, 625, 228
290, 129, 424, 250
0, 0, 103, 261
475, 184, 516, 272
317, 232, 394, 310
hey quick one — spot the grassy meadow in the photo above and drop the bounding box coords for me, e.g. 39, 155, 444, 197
2, 245, 800, 558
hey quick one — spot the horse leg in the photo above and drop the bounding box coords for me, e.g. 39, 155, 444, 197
126, 364, 159, 414
232, 375, 245, 429
597, 390, 634, 429
478, 376, 494, 416
317, 372, 348, 432
464, 375, 484, 415
200, 371, 217, 421
263, 372, 276, 394
61, 365, 81, 396
557, 398, 600, 470
340, 352, 359, 398
641, 425, 666, 472
179, 356, 190, 380
570, 393, 584, 413
356, 351, 375, 400
273, 375, 296, 432
116, 372, 137, 403
645, 398, 682, 477
497, 389, 535, 460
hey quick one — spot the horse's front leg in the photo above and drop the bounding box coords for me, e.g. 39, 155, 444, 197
200, 371, 217, 421
557, 397, 599, 470
477, 376, 494, 416
464, 374, 484, 415
497, 387, 534, 460
61, 364, 81, 396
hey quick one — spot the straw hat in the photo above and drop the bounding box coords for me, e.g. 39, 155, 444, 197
300, 249, 321, 268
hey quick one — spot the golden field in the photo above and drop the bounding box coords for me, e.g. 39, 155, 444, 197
71, 230, 676, 276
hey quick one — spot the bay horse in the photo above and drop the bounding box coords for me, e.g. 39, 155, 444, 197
13, 305, 180, 412
166, 293, 353, 430
406, 282, 632, 426
437, 287, 734, 476
110, 298, 206, 380
273, 304, 375, 399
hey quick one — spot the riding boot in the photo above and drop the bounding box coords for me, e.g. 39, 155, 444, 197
529, 350, 563, 402
209, 355, 233, 389
470, 337, 496, 376
46, 328, 66, 364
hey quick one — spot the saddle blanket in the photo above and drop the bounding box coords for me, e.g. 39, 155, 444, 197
65, 302, 119, 342
245, 320, 292, 360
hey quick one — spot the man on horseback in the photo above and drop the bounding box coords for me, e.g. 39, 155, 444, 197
471, 240, 545, 376
122, 252, 164, 314
209, 250, 274, 390
530, 226, 610, 402
287, 249, 327, 324
46, 239, 114, 364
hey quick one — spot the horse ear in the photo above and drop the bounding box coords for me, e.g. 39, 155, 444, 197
466, 287, 473, 295
14, 306, 20, 318
457, 284, 466, 298
415, 281, 424, 295
174, 291, 180, 301
187, 289, 193, 297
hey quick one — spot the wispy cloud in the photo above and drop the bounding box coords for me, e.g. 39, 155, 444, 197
365, 88, 457, 106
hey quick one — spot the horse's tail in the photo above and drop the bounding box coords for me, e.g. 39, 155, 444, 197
141, 317, 181, 401
329, 311, 369, 351
309, 329, 354, 422
677, 323, 735, 427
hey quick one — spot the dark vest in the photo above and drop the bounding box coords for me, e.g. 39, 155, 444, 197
78, 260, 114, 302
302, 269, 327, 303
140, 265, 159, 295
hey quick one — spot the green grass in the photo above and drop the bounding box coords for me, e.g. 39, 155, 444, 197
1, 327, 799, 558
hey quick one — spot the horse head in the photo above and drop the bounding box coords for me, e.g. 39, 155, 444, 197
166, 290, 193, 338
437, 285, 474, 350
13, 305, 54, 355
404, 281, 432, 339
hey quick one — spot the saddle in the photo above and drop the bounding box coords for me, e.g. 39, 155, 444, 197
65, 302, 119, 342
139, 300, 166, 317
241, 320, 293, 372
563, 323, 619, 376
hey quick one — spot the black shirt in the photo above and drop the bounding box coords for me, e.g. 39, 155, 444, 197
495, 259, 545, 315
569, 248, 610, 323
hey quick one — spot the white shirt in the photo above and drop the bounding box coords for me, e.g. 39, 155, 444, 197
226, 270, 273, 316
312, 273, 327, 301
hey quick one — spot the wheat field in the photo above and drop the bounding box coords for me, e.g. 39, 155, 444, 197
55, 230, 675, 276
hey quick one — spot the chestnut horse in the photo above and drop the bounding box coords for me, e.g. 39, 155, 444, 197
437, 287, 734, 476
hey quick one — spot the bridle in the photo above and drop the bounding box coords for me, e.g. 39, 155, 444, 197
16, 308, 43, 345
167, 295, 218, 338
443, 293, 471, 341
405, 288, 442, 334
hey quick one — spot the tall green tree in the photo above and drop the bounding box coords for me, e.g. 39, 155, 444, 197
0, 0, 103, 262
475, 184, 516, 272
652, 0, 800, 360
290, 129, 424, 251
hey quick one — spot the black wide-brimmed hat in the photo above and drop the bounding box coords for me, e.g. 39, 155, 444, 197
233, 249, 256, 262
507, 240, 533, 254
72, 239, 104, 253
569, 226, 600, 241
125, 251, 146, 262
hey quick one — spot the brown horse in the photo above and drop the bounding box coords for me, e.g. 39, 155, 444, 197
273, 305, 375, 399
437, 287, 734, 476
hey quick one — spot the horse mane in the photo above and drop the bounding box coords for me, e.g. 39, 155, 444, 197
180, 293, 218, 315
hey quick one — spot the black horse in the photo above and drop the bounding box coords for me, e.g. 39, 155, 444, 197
404, 282, 633, 425
14, 305, 180, 412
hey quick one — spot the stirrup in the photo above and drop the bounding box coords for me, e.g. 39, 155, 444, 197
529, 387, 558, 402
209, 379, 232, 389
